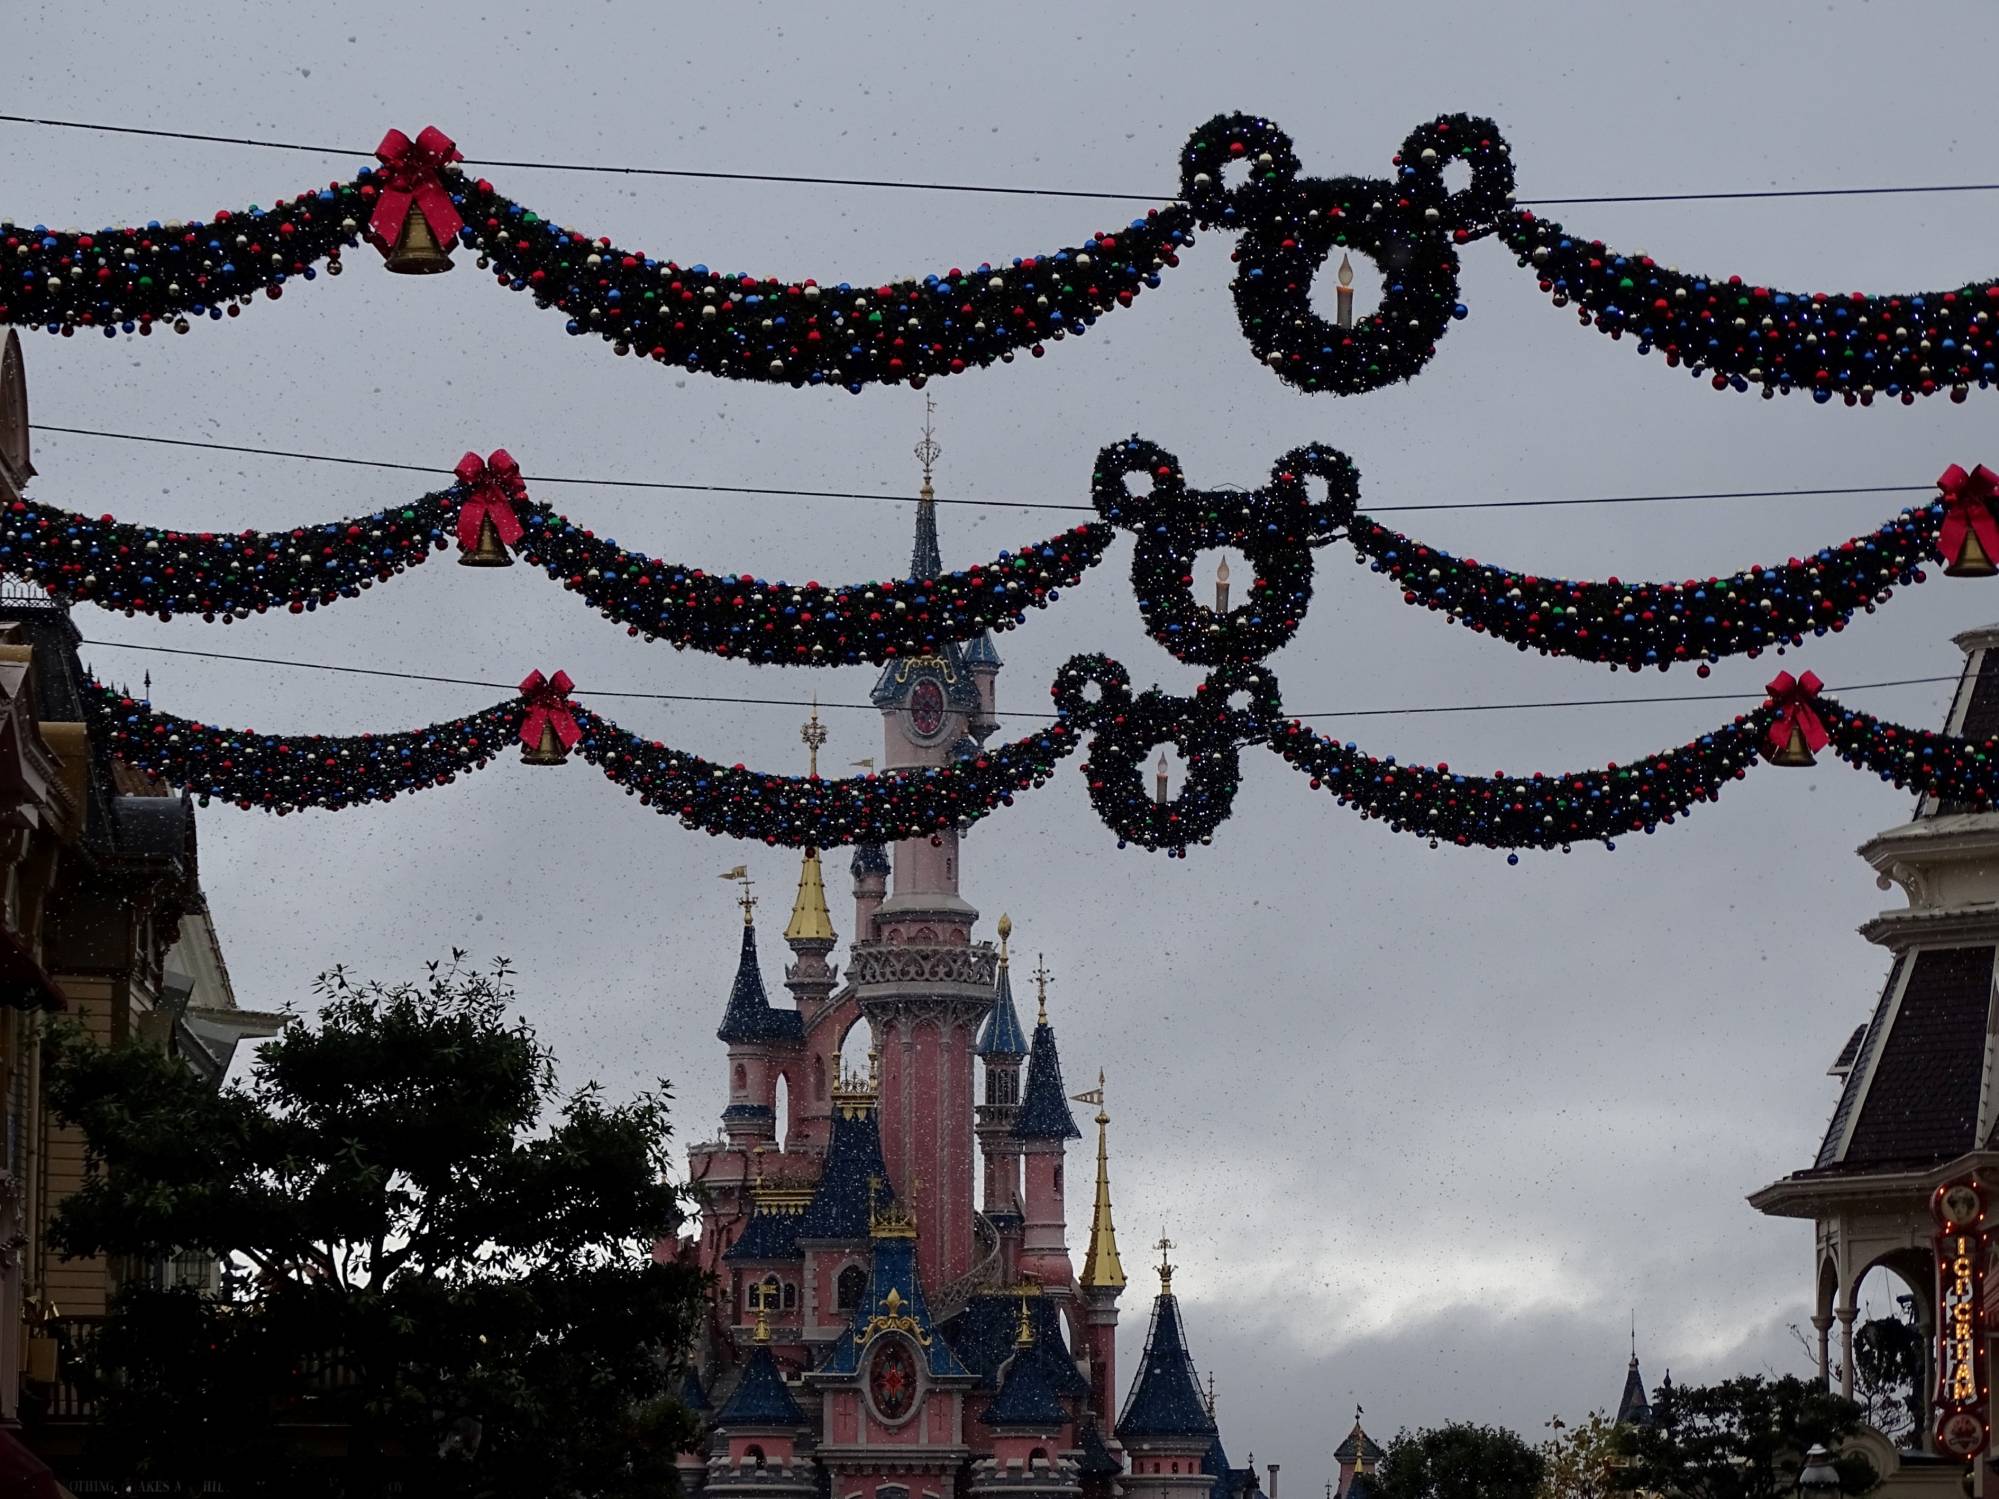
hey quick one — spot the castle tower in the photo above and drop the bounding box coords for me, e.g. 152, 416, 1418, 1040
851, 842, 889, 943
784, 707, 840, 1155
1077, 1073, 1126, 1427
1015, 959, 1081, 1289
1614, 1339, 1653, 1429
1334, 1413, 1383, 1499
977, 915, 1030, 1251
706, 1301, 817, 1499
716, 876, 802, 1150
1116, 1242, 1218, 1499
1752, 623, 1999, 1465
855, 403, 999, 1293
969, 1298, 1085, 1499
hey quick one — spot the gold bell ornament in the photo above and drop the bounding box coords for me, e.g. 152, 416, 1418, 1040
1946, 525, 1998, 579
521, 720, 569, 767
458, 513, 514, 568
1766, 722, 1817, 769
382, 201, 454, 275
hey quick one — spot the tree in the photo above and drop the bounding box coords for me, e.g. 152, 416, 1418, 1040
1615, 1375, 1876, 1499
1377, 1423, 1546, 1499
1853, 1306, 1921, 1443
1538, 1411, 1622, 1499
44, 955, 705, 1498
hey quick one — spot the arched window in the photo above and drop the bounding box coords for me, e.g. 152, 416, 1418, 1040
838, 1263, 868, 1310
782, 1281, 797, 1310
733, 1062, 747, 1094
1053, 1161, 1063, 1196
745, 1445, 766, 1471
760, 1274, 780, 1314
814, 1054, 827, 1099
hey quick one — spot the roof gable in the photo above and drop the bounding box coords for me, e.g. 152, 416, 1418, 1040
1837, 945, 1995, 1169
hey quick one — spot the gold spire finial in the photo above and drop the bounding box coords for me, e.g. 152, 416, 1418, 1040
751, 1279, 774, 1343
801, 697, 828, 780
1154, 1232, 1176, 1294
722, 866, 756, 925
1078, 1070, 1126, 1291
1016, 1294, 1036, 1348
915, 394, 941, 499
1032, 954, 1050, 1024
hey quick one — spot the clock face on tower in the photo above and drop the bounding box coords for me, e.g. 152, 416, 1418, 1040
868, 1337, 918, 1422
907, 677, 947, 740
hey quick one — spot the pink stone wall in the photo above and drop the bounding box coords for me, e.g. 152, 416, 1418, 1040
878, 1015, 977, 1289
1018, 1146, 1071, 1285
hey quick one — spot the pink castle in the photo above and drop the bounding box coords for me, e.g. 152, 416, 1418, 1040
676, 416, 1261, 1499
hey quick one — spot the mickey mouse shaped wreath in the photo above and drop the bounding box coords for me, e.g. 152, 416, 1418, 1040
1053, 653, 1283, 854
1182, 112, 1514, 395
1093, 437, 1356, 667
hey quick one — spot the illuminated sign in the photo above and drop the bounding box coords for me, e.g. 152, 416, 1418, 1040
1933, 1180, 1989, 1460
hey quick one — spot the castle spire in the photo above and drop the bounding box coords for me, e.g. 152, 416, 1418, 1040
784, 708, 836, 944
1078, 1072, 1126, 1291
911, 396, 943, 580
977, 914, 1028, 1059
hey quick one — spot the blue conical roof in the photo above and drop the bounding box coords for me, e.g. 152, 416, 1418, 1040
798, 1100, 892, 1241
851, 842, 890, 879
964, 631, 1003, 669
681, 1365, 712, 1413
717, 1343, 805, 1429
1076, 1414, 1123, 1479
1616, 1357, 1653, 1427
977, 959, 1028, 1059
1116, 1291, 1214, 1444
982, 1346, 1069, 1429
1014, 1017, 1081, 1140
716, 925, 805, 1047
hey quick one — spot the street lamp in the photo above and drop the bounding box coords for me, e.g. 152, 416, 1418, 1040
1798, 1445, 1840, 1499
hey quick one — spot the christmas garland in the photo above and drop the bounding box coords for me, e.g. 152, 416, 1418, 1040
76, 666, 1999, 854
1103, 440, 1997, 673
572, 707, 1076, 844
80, 674, 1080, 838
15, 118, 1996, 402
1, 453, 1112, 663
4, 126, 1194, 390
1345, 502, 1941, 672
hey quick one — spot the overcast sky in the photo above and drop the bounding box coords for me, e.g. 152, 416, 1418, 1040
12, 0, 1999, 1486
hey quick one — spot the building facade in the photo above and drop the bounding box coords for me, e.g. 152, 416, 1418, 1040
679, 430, 1257, 1499
1754, 623, 1999, 1497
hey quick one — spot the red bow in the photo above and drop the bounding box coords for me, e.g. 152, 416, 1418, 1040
368, 126, 466, 254
1938, 463, 1999, 569
1765, 670, 1829, 758
454, 449, 527, 552
520, 670, 582, 751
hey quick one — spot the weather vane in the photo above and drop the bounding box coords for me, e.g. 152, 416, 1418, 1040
801, 696, 828, 779
721, 865, 756, 924
915, 394, 941, 493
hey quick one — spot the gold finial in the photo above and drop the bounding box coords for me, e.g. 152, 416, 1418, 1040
749, 1279, 775, 1342
1154, 1232, 1176, 1294
801, 698, 828, 780
721, 865, 756, 925
915, 394, 941, 499
997, 913, 1012, 967
1078, 1070, 1126, 1292
1016, 1294, 1036, 1348
752, 1144, 768, 1193
1215, 556, 1232, 613
1032, 954, 1051, 1024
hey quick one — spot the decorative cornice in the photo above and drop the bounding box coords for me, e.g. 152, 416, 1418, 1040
1857, 905, 1999, 949
1749, 1150, 1999, 1217
850, 940, 998, 994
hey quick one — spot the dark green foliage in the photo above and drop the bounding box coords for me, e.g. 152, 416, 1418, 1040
1377, 1422, 1547, 1499
1854, 1312, 1922, 1443
44, 956, 704, 1498
1614, 1375, 1877, 1499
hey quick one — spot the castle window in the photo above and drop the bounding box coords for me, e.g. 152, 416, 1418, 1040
733, 1063, 747, 1095
782, 1281, 797, 1310
746, 1445, 766, 1471
838, 1263, 867, 1310
1053, 1162, 1063, 1195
